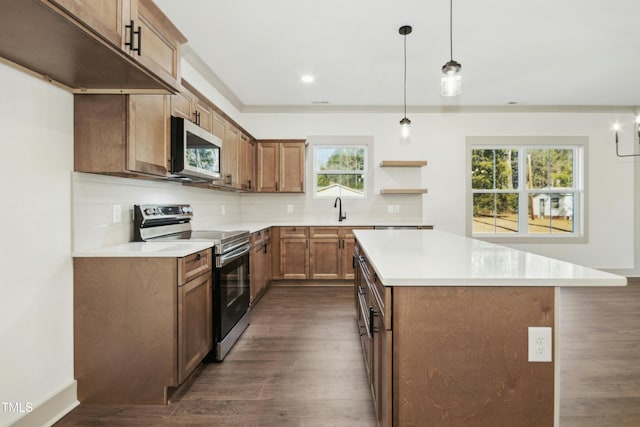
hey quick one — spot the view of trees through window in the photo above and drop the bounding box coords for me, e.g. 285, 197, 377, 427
472, 147, 576, 235
315, 146, 365, 197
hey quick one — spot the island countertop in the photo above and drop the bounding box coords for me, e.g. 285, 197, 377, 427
353, 229, 627, 287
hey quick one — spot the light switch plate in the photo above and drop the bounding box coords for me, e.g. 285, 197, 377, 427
287, 204, 293, 213
112, 204, 122, 223
528, 326, 552, 362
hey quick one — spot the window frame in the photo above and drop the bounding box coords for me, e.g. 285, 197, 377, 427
466, 136, 587, 243
312, 144, 369, 199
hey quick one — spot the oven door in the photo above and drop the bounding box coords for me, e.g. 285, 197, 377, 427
214, 244, 250, 345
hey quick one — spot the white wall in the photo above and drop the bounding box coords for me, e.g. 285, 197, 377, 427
240, 110, 637, 272
0, 63, 77, 426
72, 173, 241, 251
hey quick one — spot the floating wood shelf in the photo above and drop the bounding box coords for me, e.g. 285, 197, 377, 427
380, 188, 428, 194
379, 160, 428, 167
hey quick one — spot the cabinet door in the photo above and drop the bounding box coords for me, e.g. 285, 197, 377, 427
171, 89, 192, 121
341, 238, 356, 280
371, 307, 392, 427
49, 0, 125, 47
249, 241, 262, 305
127, 0, 184, 90
222, 122, 240, 187
280, 142, 305, 193
239, 133, 255, 191
257, 142, 279, 192
309, 238, 341, 280
127, 94, 170, 176
193, 98, 213, 133
178, 272, 212, 384
280, 239, 309, 279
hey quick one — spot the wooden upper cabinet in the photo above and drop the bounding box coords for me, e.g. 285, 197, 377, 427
0, 0, 185, 92
256, 140, 306, 193
223, 122, 240, 188
280, 142, 305, 192
74, 94, 171, 177
257, 142, 279, 192
239, 133, 255, 191
171, 84, 213, 133
212, 111, 226, 140
49, 0, 125, 47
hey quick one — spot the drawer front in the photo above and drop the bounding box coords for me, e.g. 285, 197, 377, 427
310, 226, 340, 239
280, 226, 308, 239
250, 230, 264, 247
178, 248, 212, 285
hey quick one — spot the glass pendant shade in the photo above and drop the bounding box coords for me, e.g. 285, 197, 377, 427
441, 60, 462, 97
400, 117, 411, 139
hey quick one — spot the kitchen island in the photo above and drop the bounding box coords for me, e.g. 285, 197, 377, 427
353, 229, 626, 427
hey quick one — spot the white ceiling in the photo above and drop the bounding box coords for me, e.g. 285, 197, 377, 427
154, 0, 640, 111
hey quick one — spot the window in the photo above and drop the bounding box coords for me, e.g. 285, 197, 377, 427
468, 138, 584, 240
313, 145, 367, 198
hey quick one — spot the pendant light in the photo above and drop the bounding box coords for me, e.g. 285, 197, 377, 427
613, 114, 640, 157
399, 25, 412, 139
441, 0, 462, 97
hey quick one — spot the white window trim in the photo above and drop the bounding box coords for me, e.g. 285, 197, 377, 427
466, 136, 587, 243
311, 143, 370, 199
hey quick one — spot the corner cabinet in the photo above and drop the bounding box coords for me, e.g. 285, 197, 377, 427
74, 94, 171, 178
0, 0, 186, 92
256, 140, 306, 193
73, 248, 213, 404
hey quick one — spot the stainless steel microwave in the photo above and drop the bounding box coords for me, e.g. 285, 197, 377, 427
170, 116, 222, 181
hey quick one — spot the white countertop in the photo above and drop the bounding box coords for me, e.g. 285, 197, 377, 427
73, 242, 214, 258
354, 229, 627, 287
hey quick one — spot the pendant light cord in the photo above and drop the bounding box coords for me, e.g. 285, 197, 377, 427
449, 0, 453, 61
403, 32, 407, 118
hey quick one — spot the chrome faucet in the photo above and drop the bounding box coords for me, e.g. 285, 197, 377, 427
334, 197, 347, 222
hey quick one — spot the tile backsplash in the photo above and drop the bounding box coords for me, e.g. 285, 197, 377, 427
72, 172, 423, 251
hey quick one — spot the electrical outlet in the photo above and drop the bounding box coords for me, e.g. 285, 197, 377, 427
394, 204, 401, 213
112, 204, 122, 223
221, 205, 226, 215
287, 204, 293, 213
388, 204, 394, 213
528, 326, 552, 362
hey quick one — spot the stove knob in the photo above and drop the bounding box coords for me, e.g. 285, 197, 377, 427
144, 208, 153, 215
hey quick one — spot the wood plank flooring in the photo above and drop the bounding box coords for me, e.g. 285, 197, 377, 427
55, 286, 377, 426
559, 283, 640, 427
55, 283, 640, 426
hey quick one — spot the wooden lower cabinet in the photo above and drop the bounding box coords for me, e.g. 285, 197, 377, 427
278, 226, 372, 281
73, 248, 212, 404
178, 271, 212, 384
355, 241, 555, 427
250, 229, 271, 304
280, 238, 309, 279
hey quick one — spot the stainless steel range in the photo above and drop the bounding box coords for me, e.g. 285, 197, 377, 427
134, 204, 250, 361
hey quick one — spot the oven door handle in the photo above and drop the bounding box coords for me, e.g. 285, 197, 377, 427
218, 243, 250, 267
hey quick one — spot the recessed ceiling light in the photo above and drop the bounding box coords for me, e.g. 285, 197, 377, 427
301, 75, 315, 83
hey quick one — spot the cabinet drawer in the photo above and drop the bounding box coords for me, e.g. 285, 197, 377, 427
178, 249, 212, 285
280, 226, 308, 239
310, 226, 340, 239
250, 230, 263, 247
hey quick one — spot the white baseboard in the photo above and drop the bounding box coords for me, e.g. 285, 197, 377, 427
6, 381, 78, 427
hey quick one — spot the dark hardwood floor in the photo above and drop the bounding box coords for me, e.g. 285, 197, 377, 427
55, 286, 377, 426
56, 283, 640, 426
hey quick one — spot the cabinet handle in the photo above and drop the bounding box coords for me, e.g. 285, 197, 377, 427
352, 254, 356, 269
306, 240, 308, 249
369, 306, 378, 336
196, 253, 201, 261
248, 179, 252, 190
275, 182, 279, 192
226, 174, 232, 185
132, 25, 142, 55
195, 111, 201, 126
263, 244, 267, 254
125, 20, 135, 50
300, 181, 303, 191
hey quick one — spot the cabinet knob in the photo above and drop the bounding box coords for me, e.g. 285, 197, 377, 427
196, 253, 202, 261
